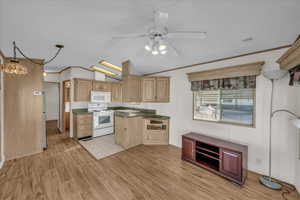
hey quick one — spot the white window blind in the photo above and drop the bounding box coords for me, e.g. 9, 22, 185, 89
194, 88, 255, 126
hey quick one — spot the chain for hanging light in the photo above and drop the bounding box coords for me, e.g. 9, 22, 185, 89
1, 41, 64, 75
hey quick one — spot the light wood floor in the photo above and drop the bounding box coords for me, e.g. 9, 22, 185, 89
0, 123, 299, 200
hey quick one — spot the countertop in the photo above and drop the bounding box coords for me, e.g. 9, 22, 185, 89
72, 107, 170, 120
72, 108, 92, 115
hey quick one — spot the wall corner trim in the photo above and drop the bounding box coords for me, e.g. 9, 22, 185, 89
0, 158, 4, 169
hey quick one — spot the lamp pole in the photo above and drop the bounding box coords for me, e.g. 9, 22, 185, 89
259, 78, 300, 190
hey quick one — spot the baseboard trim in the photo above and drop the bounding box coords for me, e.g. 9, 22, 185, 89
0, 159, 4, 169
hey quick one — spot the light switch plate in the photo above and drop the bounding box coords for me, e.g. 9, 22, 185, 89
33, 90, 43, 96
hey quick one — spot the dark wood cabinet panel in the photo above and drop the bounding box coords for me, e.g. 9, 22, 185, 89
182, 132, 247, 185
182, 138, 195, 161
220, 148, 242, 181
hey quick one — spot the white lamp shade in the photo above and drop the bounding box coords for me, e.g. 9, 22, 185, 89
292, 119, 300, 128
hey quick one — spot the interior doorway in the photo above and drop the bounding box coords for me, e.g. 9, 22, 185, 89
44, 82, 60, 139
62, 80, 71, 133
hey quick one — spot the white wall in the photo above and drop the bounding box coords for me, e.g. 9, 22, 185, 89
44, 73, 60, 83
295, 87, 300, 192
140, 48, 299, 185
44, 82, 59, 121
0, 55, 4, 168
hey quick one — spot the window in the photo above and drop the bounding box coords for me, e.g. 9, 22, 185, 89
193, 88, 255, 126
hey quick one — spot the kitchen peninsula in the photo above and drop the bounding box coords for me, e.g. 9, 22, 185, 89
73, 107, 170, 149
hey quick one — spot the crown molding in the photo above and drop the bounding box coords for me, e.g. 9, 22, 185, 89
143, 44, 291, 76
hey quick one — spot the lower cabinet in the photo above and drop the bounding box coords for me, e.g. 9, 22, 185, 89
143, 119, 169, 145
73, 113, 93, 139
115, 116, 143, 149
181, 132, 247, 185
182, 137, 195, 161
220, 148, 242, 181
115, 116, 170, 149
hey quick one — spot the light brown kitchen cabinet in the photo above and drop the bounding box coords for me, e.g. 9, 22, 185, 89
156, 77, 170, 102
115, 116, 143, 149
92, 80, 111, 92
143, 119, 169, 145
111, 82, 122, 102
74, 78, 92, 102
141, 77, 157, 102
141, 76, 170, 102
122, 75, 141, 102
73, 113, 93, 139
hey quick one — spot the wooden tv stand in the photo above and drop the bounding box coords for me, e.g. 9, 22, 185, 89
182, 132, 248, 185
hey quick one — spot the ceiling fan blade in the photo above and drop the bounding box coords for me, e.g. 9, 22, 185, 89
154, 10, 168, 28
112, 33, 148, 40
164, 39, 179, 56
167, 31, 207, 39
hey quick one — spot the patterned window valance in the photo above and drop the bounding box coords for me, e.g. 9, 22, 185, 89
191, 75, 256, 91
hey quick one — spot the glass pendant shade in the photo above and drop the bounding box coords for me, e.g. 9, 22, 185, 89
152, 49, 159, 55
145, 45, 151, 51
145, 40, 154, 52
160, 50, 167, 55
3, 60, 28, 75
158, 38, 167, 51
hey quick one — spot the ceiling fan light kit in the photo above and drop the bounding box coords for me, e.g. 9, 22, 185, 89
113, 10, 207, 56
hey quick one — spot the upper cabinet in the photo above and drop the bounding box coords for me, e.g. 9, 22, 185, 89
74, 78, 92, 102
122, 75, 141, 102
92, 80, 111, 92
141, 76, 170, 102
111, 82, 122, 102
277, 37, 300, 70
141, 77, 157, 102
156, 77, 170, 102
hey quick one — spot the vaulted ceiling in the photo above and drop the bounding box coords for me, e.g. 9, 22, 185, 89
1, 0, 300, 74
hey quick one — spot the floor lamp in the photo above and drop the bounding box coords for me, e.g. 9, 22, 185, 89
260, 70, 300, 190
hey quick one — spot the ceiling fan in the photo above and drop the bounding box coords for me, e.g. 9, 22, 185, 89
112, 10, 207, 56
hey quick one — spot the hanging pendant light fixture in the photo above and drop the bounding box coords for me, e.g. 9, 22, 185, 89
2, 42, 28, 75
1, 41, 64, 75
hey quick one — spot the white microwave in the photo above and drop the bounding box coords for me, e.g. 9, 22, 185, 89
90, 91, 111, 103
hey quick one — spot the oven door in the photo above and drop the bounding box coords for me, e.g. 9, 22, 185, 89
93, 111, 113, 129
